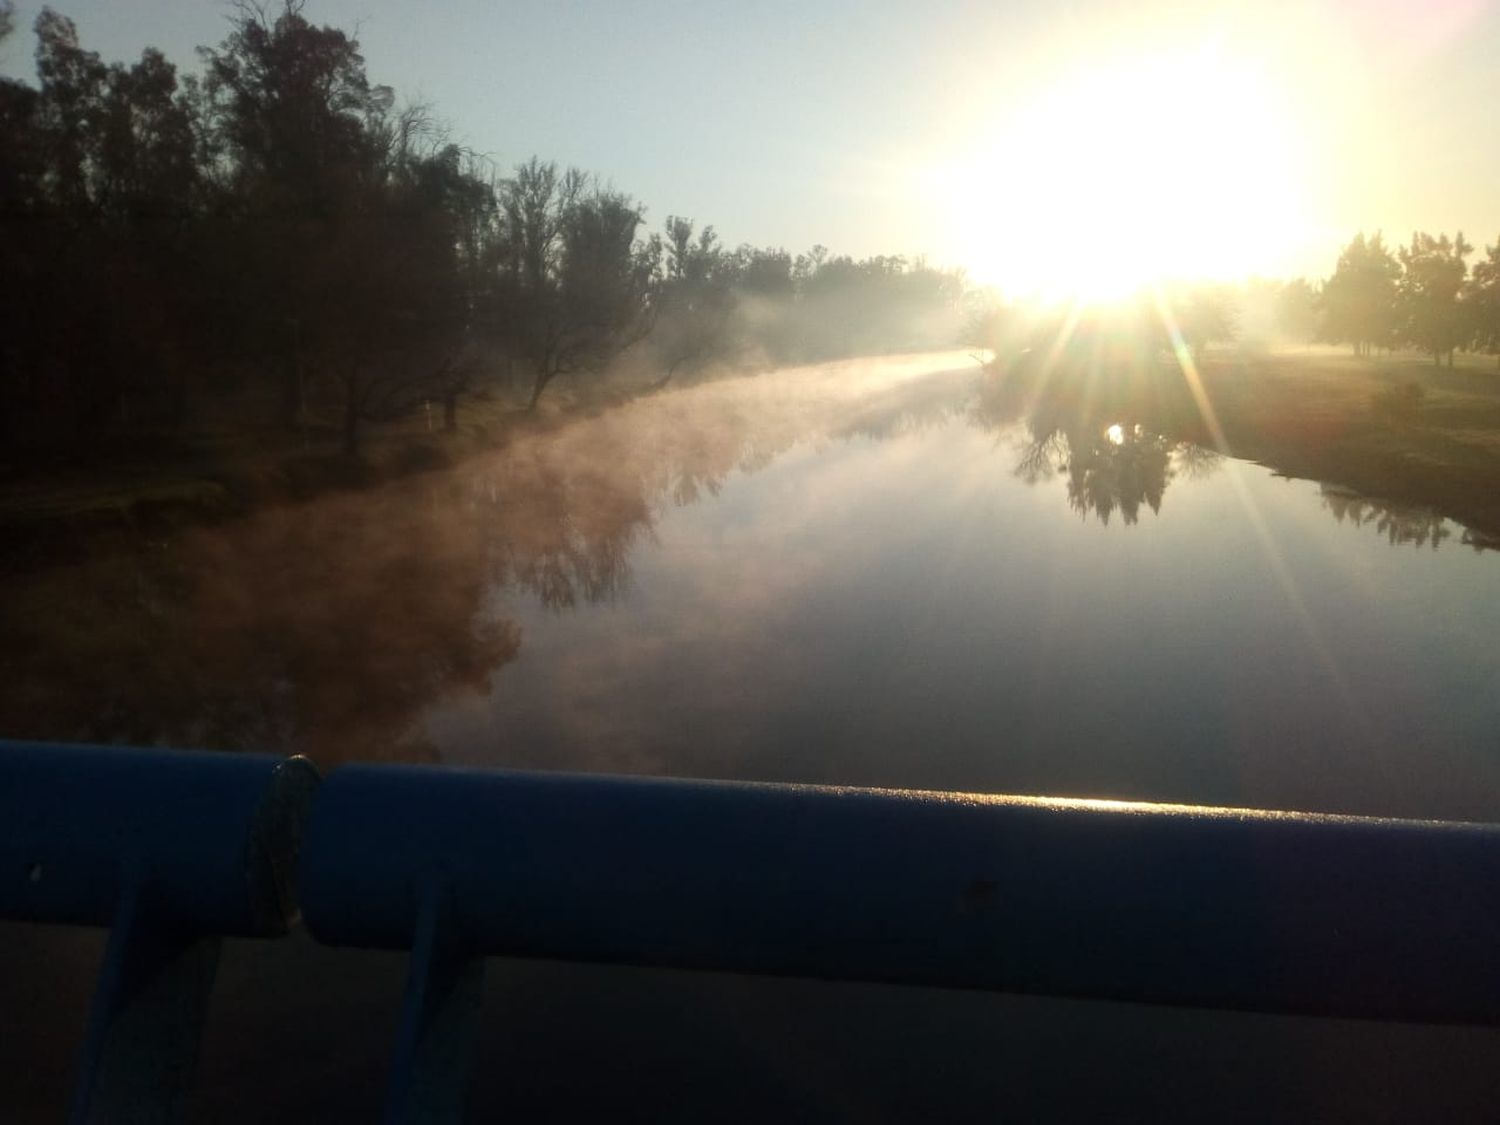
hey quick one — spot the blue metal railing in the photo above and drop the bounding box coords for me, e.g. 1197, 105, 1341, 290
1, 741, 318, 1124
4, 740, 1500, 1123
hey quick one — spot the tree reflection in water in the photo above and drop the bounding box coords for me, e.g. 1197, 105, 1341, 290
972, 361, 1221, 525
1320, 487, 1459, 550
0, 358, 970, 765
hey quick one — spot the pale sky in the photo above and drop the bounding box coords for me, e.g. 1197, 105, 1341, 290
4, 0, 1499, 293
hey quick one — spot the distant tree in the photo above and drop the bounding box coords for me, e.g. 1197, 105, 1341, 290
320, 129, 489, 452
1274, 277, 1321, 347
792, 243, 828, 285
1158, 283, 1237, 356
488, 157, 580, 406
1397, 231, 1471, 367
409, 144, 495, 429
1321, 232, 1400, 357
199, 0, 393, 428
200, 1, 387, 218
14, 10, 203, 433
94, 49, 198, 225
652, 215, 735, 385
32, 8, 107, 216
0, 3, 46, 449
719, 246, 964, 365
490, 159, 658, 409
733, 245, 795, 299
1463, 236, 1500, 369
555, 186, 659, 379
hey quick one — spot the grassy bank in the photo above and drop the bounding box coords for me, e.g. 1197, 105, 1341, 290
1196, 349, 1500, 546
978, 343, 1500, 547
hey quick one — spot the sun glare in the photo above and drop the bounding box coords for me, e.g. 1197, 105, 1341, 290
942, 51, 1309, 301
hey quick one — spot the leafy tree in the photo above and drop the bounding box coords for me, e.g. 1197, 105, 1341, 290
199, 0, 393, 428
490, 159, 658, 409
1397, 231, 1471, 367
0, 5, 48, 448
651, 215, 735, 384
557, 188, 659, 374
32, 8, 107, 216
402, 143, 496, 429
1321, 232, 1400, 356
94, 49, 198, 225
488, 157, 582, 406
732, 245, 795, 299
1274, 278, 1321, 347
199, 1, 388, 218
1463, 236, 1500, 368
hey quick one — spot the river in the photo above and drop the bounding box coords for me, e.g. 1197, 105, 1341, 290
5, 351, 1499, 819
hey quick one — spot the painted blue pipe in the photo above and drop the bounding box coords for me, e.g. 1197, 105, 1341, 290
1, 740, 320, 1123
301, 766, 1500, 1025
1, 740, 318, 935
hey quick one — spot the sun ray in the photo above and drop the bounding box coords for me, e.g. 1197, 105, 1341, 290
1021, 299, 1085, 421
1148, 287, 1231, 455
1148, 287, 1373, 744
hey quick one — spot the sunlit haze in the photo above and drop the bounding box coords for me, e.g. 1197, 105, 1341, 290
937, 51, 1309, 297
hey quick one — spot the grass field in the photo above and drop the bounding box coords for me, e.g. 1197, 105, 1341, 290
1193, 347, 1500, 545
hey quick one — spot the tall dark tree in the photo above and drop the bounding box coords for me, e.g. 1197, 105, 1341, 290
1397, 231, 1471, 367
1321, 232, 1400, 357
651, 215, 735, 384
94, 49, 199, 226
0, 5, 49, 448
1465, 236, 1500, 368
199, 0, 392, 429
490, 160, 658, 409
32, 8, 106, 216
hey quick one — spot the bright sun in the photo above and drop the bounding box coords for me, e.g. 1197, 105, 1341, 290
943, 51, 1309, 300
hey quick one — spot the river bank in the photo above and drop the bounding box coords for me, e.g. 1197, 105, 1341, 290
983, 346, 1500, 548
1195, 350, 1500, 546
0, 385, 635, 570
6, 348, 1500, 569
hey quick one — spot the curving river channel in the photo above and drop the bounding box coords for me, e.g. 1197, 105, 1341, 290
7, 352, 1500, 820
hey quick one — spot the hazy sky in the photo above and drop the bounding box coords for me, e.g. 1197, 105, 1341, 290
4, 0, 1499, 291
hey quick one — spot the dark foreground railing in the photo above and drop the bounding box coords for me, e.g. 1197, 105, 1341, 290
1, 742, 318, 1124
4, 741, 1500, 1123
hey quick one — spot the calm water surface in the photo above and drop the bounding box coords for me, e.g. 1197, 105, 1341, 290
431, 357, 1500, 819
9, 352, 1500, 819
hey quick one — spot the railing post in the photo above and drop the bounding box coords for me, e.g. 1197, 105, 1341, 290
70, 878, 222, 1124
384, 881, 485, 1125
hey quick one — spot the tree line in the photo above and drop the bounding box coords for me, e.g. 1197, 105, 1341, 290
1277, 231, 1500, 366
0, 1, 966, 460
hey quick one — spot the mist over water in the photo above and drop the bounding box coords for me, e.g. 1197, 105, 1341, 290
7, 352, 1497, 820
432, 358, 1500, 821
